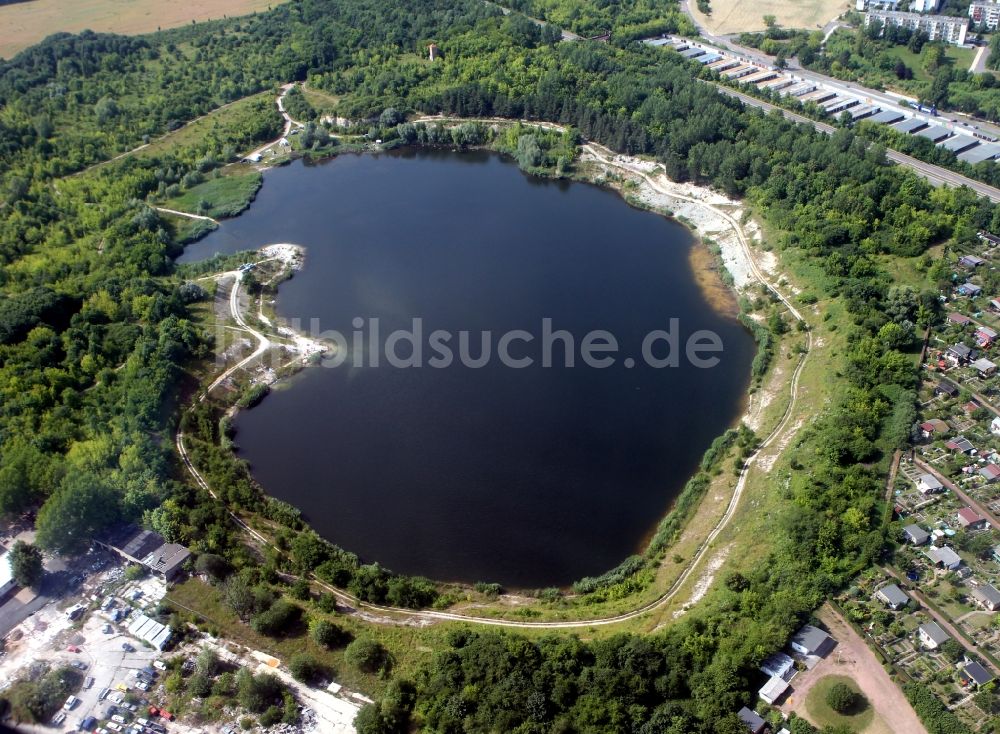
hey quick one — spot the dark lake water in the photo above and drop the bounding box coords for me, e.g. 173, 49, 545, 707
183, 149, 754, 588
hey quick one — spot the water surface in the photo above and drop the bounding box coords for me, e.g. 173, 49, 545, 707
185, 150, 754, 587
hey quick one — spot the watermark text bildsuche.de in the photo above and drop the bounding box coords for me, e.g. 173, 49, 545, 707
225, 317, 726, 369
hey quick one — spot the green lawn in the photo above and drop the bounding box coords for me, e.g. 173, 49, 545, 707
805, 675, 875, 732
881, 45, 976, 84
163, 171, 262, 219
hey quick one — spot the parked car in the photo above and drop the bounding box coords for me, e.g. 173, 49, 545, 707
111, 714, 127, 724
98, 687, 110, 701
50, 712, 66, 726
152, 660, 166, 671
107, 723, 123, 732
63, 695, 79, 710
103, 623, 113, 634
135, 681, 150, 692
70, 660, 88, 670
67, 645, 80, 653
84, 676, 95, 689
121, 642, 135, 652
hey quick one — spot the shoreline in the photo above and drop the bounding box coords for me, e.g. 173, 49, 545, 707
216, 139, 777, 593
183, 130, 802, 618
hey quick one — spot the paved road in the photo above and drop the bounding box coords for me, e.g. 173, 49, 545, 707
710, 84, 1000, 203
671, 11, 1000, 141
972, 45, 992, 75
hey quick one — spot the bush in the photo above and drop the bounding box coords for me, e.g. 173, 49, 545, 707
187, 673, 211, 698
289, 653, 324, 684
344, 638, 389, 674
194, 553, 230, 582
260, 706, 283, 726
250, 599, 300, 637
826, 681, 859, 713
310, 619, 349, 649
316, 593, 338, 613
474, 582, 502, 597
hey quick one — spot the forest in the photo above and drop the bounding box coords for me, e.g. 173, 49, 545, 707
0, 0, 996, 730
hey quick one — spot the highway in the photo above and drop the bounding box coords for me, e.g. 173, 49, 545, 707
711, 83, 1000, 203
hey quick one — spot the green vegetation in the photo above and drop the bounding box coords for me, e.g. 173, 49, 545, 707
807, 675, 873, 730
344, 638, 391, 674
0, 0, 996, 727
739, 23, 998, 121
8, 540, 43, 587
1, 665, 82, 723
904, 682, 975, 734
825, 679, 861, 713
162, 171, 263, 219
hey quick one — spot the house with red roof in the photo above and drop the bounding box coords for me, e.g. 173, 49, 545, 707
981, 464, 1000, 484
920, 418, 950, 438
958, 506, 988, 530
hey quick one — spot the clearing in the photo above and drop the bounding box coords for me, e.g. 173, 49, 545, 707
0, 0, 281, 60
781, 604, 927, 734
805, 675, 876, 732
689, 0, 849, 35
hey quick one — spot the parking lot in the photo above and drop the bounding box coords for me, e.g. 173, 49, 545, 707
0, 551, 204, 734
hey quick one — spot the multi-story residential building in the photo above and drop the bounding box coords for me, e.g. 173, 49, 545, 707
865, 10, 969, 45
970, 0, 1000, 30
856, 0, 939, 11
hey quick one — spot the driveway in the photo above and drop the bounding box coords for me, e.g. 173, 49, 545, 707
780, 604, 928, 734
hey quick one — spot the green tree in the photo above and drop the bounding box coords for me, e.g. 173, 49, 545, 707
344, 638, 389, 674
288, 653, 324, 684
825, 681, 860, 713
8, 541, 43, 588
310, 618, 348, 649
35, 473, 120, 554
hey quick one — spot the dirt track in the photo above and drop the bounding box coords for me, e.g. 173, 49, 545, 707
780, 604, 927, 734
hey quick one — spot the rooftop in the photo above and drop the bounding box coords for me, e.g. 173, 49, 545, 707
958, 506, 986, 524
126, 612, 172, 650
919, 621, 950, 645
919, 472, 944, 489
876, 583, 909, 607
964, 661, 994, 686
926, 545, 963, 567
974, 583, 1000, 607
737, 706, 766, 733
791, 624, 833, 654
0, 551, 12, 590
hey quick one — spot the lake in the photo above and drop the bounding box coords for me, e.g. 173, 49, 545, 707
183, 149, 754, 588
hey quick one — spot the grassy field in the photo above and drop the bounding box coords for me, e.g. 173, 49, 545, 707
690, 0, 850, 35
881, 45, 977, 83
0, 0, 283, 60
163, 170, 263, 219
805, 675, 876, 732
166, 577, 457, 699
300, 85, 342, 116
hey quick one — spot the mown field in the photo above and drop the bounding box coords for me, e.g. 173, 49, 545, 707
0, 0, 282, 60
691, 0, 849, 35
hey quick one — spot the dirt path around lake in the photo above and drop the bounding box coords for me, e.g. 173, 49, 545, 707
174, 119, 817, 629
